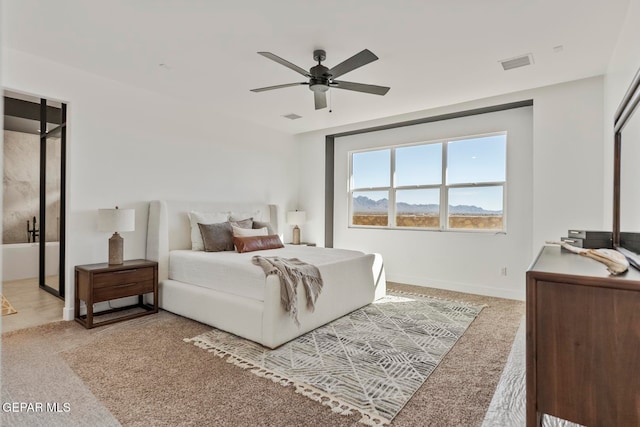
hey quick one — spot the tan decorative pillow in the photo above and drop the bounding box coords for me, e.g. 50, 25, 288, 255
233, 235, 284, 253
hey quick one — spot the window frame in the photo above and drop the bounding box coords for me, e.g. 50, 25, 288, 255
348, 131, 507, 233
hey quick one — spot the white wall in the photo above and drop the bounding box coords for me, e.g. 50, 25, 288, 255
531, 79, 605, 245
2, 48, 298, 319
296, 76, 605, 300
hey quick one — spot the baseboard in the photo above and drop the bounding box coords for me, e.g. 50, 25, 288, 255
62, 306, 75, 321
388, 274, 525, 300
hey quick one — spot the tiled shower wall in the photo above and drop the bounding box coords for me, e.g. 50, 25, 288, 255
3, 130, 61, 244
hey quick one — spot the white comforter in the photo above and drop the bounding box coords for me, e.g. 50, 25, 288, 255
169, 245, 368, 302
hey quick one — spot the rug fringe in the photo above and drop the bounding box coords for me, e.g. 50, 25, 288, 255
184, 337, 390, 426
184, 337, 235, 359
293, 383, 388, 426
389, 289, 488, 309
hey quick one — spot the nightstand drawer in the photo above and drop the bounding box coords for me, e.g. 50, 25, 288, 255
93, 279, 155, 302
93, 267, 154, 288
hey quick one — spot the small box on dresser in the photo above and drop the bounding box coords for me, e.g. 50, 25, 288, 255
74, 259, 158, 329
566, 230, 612, 240
562, 230, 612, 250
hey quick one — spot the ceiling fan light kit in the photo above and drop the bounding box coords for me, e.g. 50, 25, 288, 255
251, 48, 390, 110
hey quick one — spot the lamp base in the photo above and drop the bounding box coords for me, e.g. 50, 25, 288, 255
108, 232, 124, 265
292, 225, 301, 245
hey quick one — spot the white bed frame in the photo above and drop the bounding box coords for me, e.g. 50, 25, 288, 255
146, 200, 386, 348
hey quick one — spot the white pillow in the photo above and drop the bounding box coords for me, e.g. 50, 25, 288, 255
189, 211, 230, 251
230, 210, 261, 222
231, 225, 268, 237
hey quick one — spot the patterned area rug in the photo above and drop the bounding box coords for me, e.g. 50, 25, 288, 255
1, 294, 17, 316
187, 292, 483, 425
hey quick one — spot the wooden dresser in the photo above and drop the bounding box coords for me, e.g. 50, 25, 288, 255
526, 245, 640, 426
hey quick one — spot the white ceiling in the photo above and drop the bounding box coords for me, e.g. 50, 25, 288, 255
3, 0, 631, 135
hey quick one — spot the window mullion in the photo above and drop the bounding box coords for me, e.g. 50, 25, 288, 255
389, 148, 396, 227
395, 184, 442, 191
441, 141, 448, 230
447, 181, 505, 189
348, 152, 353, 226
351, 186, 393, 192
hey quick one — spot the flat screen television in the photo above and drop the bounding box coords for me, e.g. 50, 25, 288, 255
613, 65, 640, 271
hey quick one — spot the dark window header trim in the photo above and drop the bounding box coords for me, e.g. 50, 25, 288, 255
328, 100, 533, 139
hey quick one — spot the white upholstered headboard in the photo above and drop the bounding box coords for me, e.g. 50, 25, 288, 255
146, 200, 278, 281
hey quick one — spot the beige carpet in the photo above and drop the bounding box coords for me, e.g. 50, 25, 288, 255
1, 294, 18, 316
1, 283, 524, 426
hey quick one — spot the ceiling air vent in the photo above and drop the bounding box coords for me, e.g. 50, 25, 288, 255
283, 113, 302, 120
500, 54, 534, 71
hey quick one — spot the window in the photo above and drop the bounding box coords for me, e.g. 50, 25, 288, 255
349, 133, 506, 231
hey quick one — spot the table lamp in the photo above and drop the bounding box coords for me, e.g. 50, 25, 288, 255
98, 206, 135, 264
287, 210, 306, 245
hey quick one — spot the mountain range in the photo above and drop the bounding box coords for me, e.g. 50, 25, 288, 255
353, 195, 502, 215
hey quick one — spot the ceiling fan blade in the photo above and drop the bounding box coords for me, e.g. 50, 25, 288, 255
328, 49, 379, 79
250, 82, 308, 92
331, 80, 390, 96
314, 91, 327, 110
257, 52, 311, 78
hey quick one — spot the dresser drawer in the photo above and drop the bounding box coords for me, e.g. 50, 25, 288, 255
93, 279, 155, 302
93, 267, 154, 288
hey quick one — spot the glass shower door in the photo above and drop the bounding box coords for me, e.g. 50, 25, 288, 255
39, 99, 66, 297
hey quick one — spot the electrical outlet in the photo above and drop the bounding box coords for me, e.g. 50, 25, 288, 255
500, 267, 507, 276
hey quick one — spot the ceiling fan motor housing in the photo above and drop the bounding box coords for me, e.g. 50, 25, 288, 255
309, 63, 331, 92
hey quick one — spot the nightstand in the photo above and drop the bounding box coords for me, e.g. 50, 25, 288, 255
74, 259, 158, 328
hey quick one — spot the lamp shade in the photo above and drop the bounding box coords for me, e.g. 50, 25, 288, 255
286, 211, 306, 225
98, 208, 135, 232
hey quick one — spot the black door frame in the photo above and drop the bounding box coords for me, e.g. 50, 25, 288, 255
3, 93, 66, 299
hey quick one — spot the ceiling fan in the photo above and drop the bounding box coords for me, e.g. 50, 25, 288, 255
250, 49, 390, 110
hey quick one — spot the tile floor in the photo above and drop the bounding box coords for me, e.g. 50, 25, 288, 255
1, 276, 65, 333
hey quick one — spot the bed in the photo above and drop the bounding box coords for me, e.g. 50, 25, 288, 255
146, 200, 386, 348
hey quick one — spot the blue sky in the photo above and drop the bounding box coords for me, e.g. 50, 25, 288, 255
352, 134, 506, 210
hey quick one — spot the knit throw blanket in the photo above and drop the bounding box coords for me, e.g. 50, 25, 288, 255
251, 256, 323, 326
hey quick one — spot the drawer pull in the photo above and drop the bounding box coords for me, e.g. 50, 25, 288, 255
113, 269, 137, 274
113, 282, 137, 288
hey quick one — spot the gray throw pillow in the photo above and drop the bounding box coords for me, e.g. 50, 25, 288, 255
230, 217, 253, 229
198, 222, 234, 252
